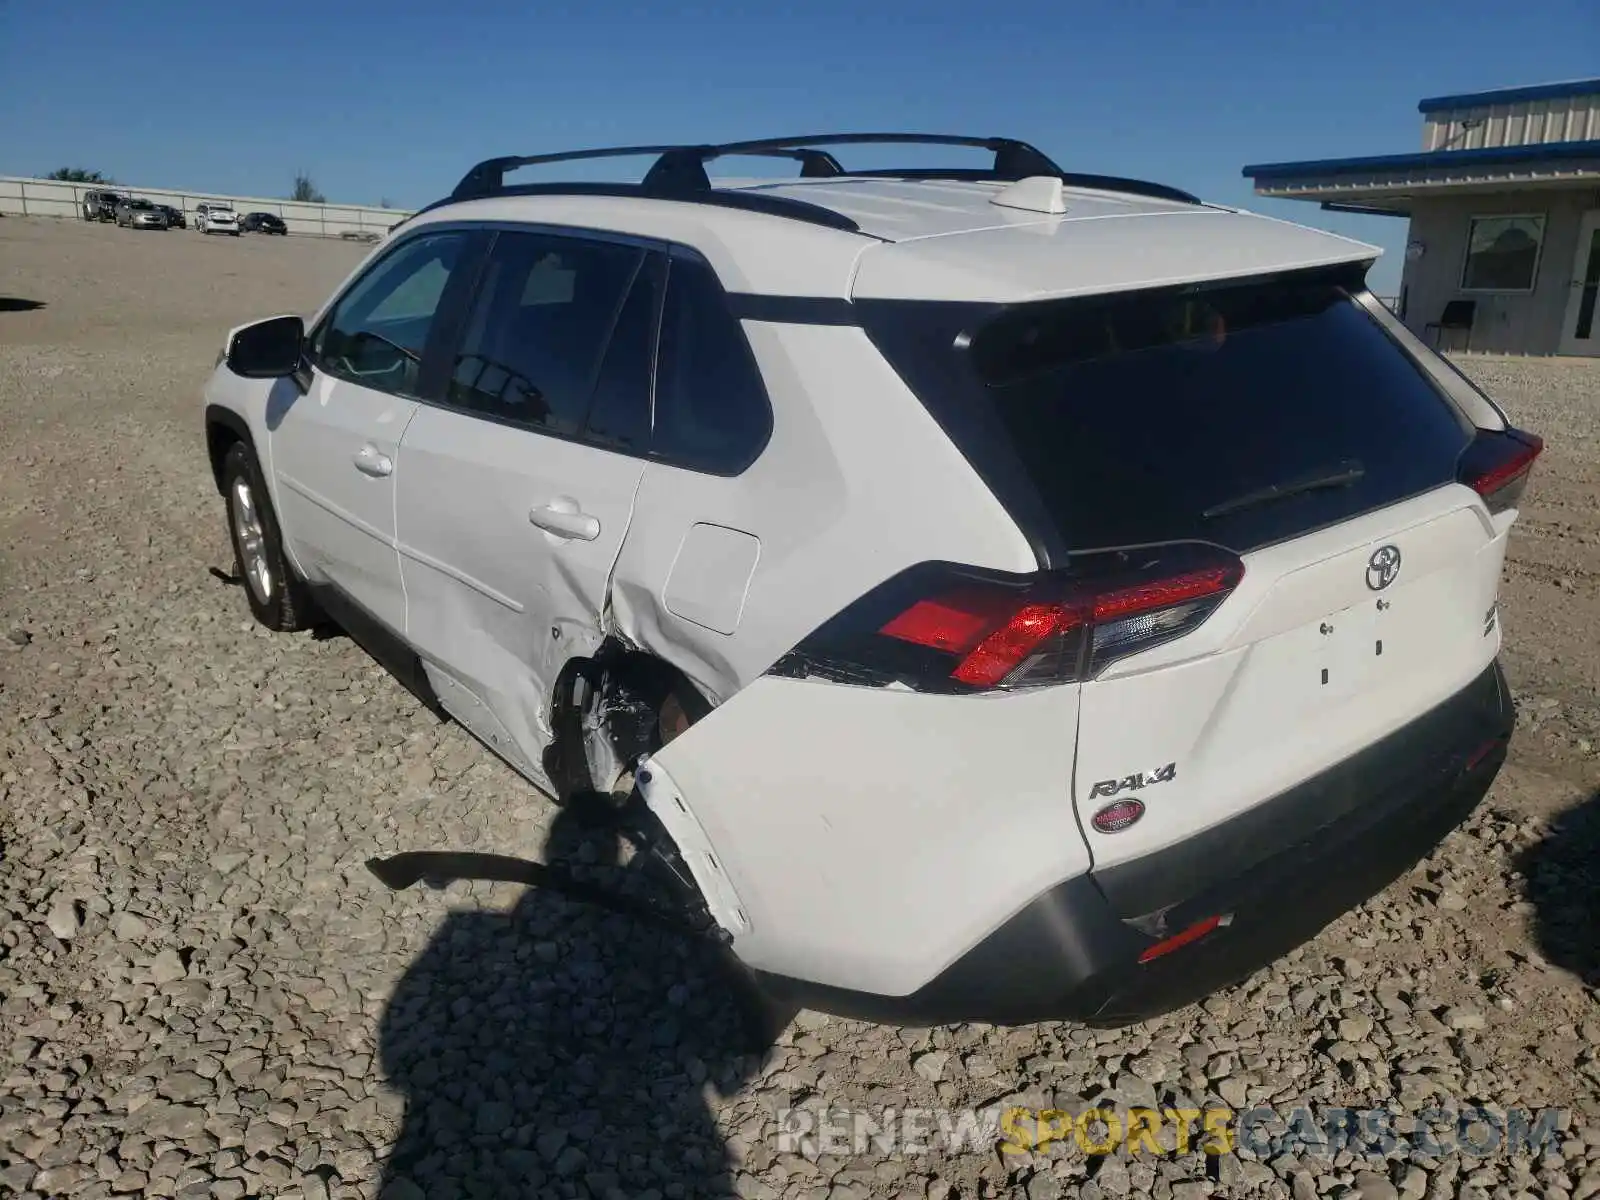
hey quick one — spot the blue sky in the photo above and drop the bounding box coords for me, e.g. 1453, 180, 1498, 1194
4, 1, 1597, 292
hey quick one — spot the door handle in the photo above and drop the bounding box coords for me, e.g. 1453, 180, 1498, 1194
352, 445, 392, 477
529, 498, 600, 541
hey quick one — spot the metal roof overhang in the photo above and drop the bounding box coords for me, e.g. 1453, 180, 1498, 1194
1418, 77, 1600, 114
1241, 140, 1600, 216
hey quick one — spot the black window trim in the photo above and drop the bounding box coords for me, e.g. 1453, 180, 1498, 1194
602, 248, 669, 456
650, 245, 777, 477
371, 218, 776, 478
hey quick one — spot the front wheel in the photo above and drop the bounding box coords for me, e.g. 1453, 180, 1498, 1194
220, 441, 315, 632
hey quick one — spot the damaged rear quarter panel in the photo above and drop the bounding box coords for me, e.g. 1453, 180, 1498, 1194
605, 321, 1070, 997
646, 674, 1090, 998
605, 321, 1036, 704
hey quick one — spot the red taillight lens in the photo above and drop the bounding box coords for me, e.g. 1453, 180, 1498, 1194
773, 544, 1243, 694
950, 603, 1083, 687
881, 597, 1089, 688
1092, 567, 1239, 622
1459, 428, 1542, 515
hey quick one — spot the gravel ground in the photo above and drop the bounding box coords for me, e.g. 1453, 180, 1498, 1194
2, 215, 1598, 1200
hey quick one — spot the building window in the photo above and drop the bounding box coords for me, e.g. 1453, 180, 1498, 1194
1460, 214, 1545, 292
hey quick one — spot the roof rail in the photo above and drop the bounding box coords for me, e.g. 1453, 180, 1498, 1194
438, 133, 1201, 230
827, 165, 1202, 206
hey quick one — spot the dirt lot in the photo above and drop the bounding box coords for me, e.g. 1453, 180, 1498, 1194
2, 214, 1598, 1200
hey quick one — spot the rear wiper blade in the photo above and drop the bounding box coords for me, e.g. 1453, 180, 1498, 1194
1203, 459, 1365, 520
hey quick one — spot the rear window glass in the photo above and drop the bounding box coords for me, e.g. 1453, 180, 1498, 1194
878, 273, 1471, 554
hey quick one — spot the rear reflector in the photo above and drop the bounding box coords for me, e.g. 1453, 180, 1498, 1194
1458, 427, 1542, 515
1137, 914, 1225, 964
878, 597, 1000, 656
1465, 736, 1504, 772
769, 544, 1243, 694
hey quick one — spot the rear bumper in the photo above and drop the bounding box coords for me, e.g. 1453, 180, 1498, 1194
753, 659, 1514, 1027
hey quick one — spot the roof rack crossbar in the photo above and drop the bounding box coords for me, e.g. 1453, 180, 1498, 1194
442, 132, 1202, 231
452, 144, 848, 200
450, 133, 1070, 199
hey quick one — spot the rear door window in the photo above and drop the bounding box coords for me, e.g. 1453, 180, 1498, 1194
444, 231, 643, 436
581, 254, 662, 454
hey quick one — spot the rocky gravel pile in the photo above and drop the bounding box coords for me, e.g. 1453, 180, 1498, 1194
2, 219, 1598, 1199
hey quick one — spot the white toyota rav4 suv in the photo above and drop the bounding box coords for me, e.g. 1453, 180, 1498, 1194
203, 134, 1539, 1027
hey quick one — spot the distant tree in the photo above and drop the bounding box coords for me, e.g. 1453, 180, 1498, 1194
291, 172, 326, 204
378, 197, 393, 209
47, 167, 112, 183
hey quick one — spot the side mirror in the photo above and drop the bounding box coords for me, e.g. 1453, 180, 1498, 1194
226, 315, 305, 379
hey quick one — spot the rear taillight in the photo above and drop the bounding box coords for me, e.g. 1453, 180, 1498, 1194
1458, 427, 1542, 515
767, 543, 1243, 694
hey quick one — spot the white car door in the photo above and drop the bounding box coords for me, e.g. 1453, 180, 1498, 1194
267, 227, 483, 637
395, 229, 656, 784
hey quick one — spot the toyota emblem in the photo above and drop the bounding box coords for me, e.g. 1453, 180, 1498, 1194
1366, 545, 1401, 591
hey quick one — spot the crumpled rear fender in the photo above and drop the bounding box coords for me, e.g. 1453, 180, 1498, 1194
637, 673, 1090, 999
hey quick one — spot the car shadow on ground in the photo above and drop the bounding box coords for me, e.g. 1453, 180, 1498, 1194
1518, 787, 1600, 988
0, 298, 46, 312
375, 802, 786, 1199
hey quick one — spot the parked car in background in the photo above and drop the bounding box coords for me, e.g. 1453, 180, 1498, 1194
155, 204, 186, 230
241, 212, 288, 235
114, 198, 170, 230
82, 190, 129, 222
195, 202, 241, 236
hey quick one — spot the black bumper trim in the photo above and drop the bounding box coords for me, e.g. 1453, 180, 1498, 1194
751, 659, 1513, 1028
1094, 662, 1513, 924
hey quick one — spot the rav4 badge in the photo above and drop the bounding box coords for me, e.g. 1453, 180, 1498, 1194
1088, 762, 1176, 799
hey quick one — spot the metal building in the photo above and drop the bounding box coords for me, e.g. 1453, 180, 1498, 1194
1243, 78, 1600, 357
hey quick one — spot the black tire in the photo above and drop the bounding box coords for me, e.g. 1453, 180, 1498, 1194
220, 440, 315, 632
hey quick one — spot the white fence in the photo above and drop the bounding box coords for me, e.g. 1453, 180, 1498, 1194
0, 176, 414, 240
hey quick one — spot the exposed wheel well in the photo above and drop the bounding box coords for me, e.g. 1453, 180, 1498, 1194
205, 406, 252, 494
541, 641, 722, 934
543, 641, 712, 807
